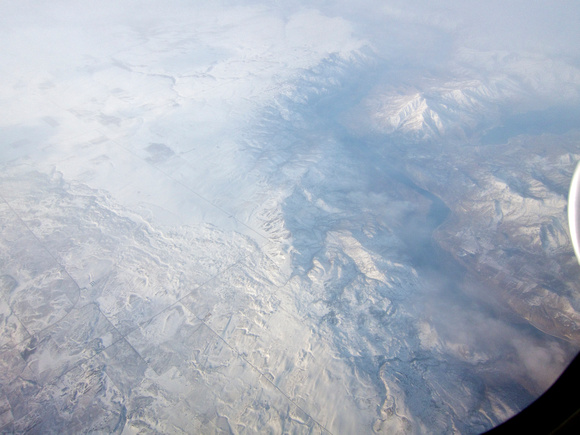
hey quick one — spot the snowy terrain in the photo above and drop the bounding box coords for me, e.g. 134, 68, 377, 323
1, 1, 580, 433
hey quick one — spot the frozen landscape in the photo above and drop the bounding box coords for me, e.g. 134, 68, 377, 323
1, 1, 580, 433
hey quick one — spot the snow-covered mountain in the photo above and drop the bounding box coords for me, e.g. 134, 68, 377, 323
1, 1, 580, 434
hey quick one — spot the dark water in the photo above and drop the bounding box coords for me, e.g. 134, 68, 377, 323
481, 105, 580, 145
378, 159, 451, 268
270, 55, 566, 430
294, 54, 454, 270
